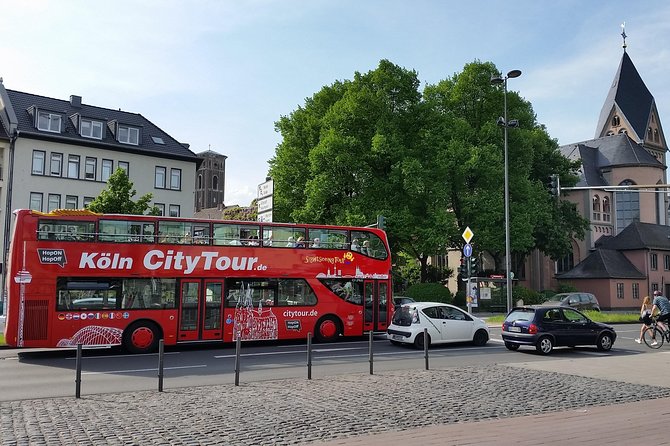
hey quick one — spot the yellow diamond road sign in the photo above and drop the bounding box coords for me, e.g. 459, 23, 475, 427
462, 226, 474, 243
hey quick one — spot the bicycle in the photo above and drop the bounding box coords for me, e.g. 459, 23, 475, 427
642, 316, 670, 349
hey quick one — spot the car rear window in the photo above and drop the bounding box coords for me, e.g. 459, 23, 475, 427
392, 306, 417, 326
504, 309, 535, 323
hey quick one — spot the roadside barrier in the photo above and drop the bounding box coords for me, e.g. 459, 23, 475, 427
70, 332, 432, 398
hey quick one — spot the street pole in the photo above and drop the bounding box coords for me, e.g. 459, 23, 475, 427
491, 69, 521, 313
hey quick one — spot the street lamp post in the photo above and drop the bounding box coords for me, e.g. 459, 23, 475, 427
491, 69, 521, 313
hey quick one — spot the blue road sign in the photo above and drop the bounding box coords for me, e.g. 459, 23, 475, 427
463, 243, 473, 258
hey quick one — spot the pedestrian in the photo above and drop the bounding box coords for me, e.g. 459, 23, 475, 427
649, 290, 670, 346
635, 295, 652, 343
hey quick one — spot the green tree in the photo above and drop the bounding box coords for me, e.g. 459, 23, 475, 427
423, 61, 588, 270
270, 60, 455, 281
87, 168, 159, 215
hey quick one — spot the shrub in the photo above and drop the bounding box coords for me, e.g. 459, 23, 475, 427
453, 290, 466, 308
512, 285, 543, 305
406, 283, 453, 304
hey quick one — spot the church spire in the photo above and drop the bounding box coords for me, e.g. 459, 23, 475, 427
621, 22, 627, 52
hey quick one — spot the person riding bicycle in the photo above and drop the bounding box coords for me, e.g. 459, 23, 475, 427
650, 290, 670, 345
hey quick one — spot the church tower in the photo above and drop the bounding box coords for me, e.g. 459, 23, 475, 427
594, 30, 667, 165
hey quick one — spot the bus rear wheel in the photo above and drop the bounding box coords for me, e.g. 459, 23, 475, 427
314, 316, 341, 343
123, 321, 160, 354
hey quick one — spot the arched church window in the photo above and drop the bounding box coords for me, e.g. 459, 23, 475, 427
619, 128, 627, 134
212, 175, 218, 190
612, 115, 620, 126
198, 174, 202, 189
648, 127, 653, 140
606, 130, 614, 136
602, 197, 611, 222
592, 195, 601, 220
654, 129, 659, 142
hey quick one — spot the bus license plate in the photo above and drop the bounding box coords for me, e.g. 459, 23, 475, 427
509, 326, 521, 333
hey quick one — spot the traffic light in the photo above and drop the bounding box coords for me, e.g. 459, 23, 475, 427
376, 215, 386, 230
458, 259, 468, 277
468, 256, 479, 277
550, 174, 560, 197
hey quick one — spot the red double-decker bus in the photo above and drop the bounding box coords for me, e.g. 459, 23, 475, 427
4, 209, 392, 353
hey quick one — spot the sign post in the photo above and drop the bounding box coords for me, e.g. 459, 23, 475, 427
462, 227, 476, 313
257, 178, 274, 222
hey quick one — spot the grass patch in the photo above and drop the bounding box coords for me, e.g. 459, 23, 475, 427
484, 311, 639, 324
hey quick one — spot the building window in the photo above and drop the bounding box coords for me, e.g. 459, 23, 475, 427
169, 204, 180, 217
602, 197, 611, 222
611, 115, 620, 127
30, 192, 43, 211
155, 203, 165, 216
48, 194, 61, 212
80, 119, 103, 139
102, 159, 113, 182
32, 150, 46, 175
615, 180, 639, 233
652, 283, 659, 293
118, 161, 129, 176
68, 155, 80, 179
665, 255, 670, 271
65, 195, 78, 209
648, 127, 653, 140
619, 128, 627, 134
85, 157, 97, 180
118, 125, 139, 145
556, 252, 574, 273
50, 153, 63, 176
155, 167, 166, 188
170, 168, 181, 190
592, 195, 601, 221
213, 175, 219, 190
654, 129, 660, 143
632, 283, 640, 300
198, 174, 202, 189
651, 253, 658, 270
37, 111, 61, 133
83, 196, 94, 208
616, 283, 624, 299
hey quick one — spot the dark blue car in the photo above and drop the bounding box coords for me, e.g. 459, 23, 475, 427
501, 305, 616, 355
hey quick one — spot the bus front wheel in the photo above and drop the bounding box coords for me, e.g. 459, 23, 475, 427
314, 316, 341, 343
123, 321, 161, 354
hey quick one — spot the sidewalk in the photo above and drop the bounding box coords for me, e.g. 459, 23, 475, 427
315, 351, 670, 446
314, 397, 670, 445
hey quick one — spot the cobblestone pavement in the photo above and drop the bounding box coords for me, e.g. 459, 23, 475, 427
2, 364, 670, 446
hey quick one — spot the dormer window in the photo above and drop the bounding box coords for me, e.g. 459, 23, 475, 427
118, 125, 139, 145
81, 118, 103, 139
37, 111, 61, 133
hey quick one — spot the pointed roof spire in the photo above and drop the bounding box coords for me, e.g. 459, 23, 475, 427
621, 22, 627, 52
595, 51, 654, 140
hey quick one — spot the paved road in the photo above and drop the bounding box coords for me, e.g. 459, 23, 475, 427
2, 345, 669, 445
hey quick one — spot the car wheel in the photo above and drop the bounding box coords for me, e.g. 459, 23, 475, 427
597, 332, 614, 351
505, 342, 520, 351
413, 332, 430, 349
536, 336, 553, 355
472, 329, 488, 346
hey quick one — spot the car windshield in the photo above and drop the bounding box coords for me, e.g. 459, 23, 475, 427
504, 309, 535, 322
392, 306, 418, 326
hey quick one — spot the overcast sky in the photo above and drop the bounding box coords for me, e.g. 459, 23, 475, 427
3, 1, 670, 206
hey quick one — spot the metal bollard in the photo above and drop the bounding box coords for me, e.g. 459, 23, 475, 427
424, 328, 429, 370
75, 343, 82, 398
234, 336, 241, 386
158, 339, 164, 392
307, 332, 312, 380
369, 330, 374, 375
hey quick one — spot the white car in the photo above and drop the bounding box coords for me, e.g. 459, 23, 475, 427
387, 302, 490, 349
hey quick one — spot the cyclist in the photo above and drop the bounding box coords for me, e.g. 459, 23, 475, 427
650, 290, 670, 345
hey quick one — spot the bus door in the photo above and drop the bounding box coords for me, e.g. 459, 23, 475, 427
178, 279, 224, 342
363, 280, 390, 332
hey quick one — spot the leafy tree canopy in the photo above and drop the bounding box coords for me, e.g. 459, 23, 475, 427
87, 168, 159, 215
269, 59, 589, 280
